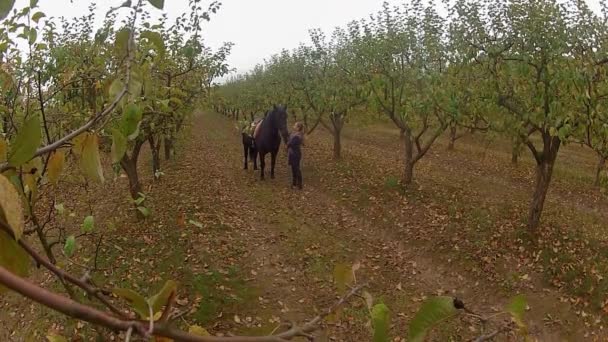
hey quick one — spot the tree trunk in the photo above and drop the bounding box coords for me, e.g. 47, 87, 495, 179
164, 138, 173, 160
120, 140, 145, 218
331, 113, 344, 160
448, 125, 457, 150
511, 140, 522, 165
333, 130, 342, 160
595, 155, 606, 187
402, 129, 414, 185
120, 156, 142, 201
148, 136, 161, 176
527, 136, 560, 231
528, 159, 554, 231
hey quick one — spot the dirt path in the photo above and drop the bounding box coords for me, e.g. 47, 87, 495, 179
163, 112, 596, 341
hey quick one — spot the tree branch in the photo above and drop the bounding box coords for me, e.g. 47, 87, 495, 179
0, 256, 366, 342
0, 221, 129, 319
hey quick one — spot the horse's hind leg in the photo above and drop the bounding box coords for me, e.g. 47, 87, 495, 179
253, 150, 258, 170
243, 144, 248, 170
270, 151, 277, 179
259, 153, 266, 180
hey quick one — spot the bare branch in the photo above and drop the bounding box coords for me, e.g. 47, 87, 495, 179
0, 255, 366, 342
0, 221, 129, 319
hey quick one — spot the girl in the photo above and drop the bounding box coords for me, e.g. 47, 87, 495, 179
287, 122, 304, 189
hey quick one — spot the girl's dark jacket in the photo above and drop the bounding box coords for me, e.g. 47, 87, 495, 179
287, 132, 303, 166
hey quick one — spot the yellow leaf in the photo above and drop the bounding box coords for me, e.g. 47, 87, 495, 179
0, 173, 24, 240
189, 325, 210, 336
149, 280, 178, 314
47, 150, 65, 185
46, 333, 68, 342
74, 133, 104, 183
112, 288, 148, 318
71, 133, 86, 156
333, 263, 354, 294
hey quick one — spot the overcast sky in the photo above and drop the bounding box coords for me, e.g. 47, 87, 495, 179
12, 0, 604, 76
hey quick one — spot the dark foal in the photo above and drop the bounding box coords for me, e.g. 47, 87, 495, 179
254, 105, 289, 180
242, 133, 257, 170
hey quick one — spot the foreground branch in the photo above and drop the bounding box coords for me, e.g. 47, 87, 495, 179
0, 221, 129, 318
0, 261, 366, 342
0, 86, 128, 173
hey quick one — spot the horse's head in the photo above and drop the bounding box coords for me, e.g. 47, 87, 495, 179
273, 104, 289, 144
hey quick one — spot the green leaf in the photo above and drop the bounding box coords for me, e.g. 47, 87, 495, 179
47, 150, 65, 185
31, 11, 45, 23
0, 174, 25, 240
76, 133, 104, 183
188, 220, 203, 228
129, 67, 143, 98
183, 45, 194, 58
134, 195, 145, 206
0, 230, 30, 294
137, 206, 151, 218
333, 263, 354, 294
8, 115, 41, 167
109, 78, 125, 100
28, 28, 37, 44
362, 291, 374, 311
506, 294, 527, 330
29, 0, 38, 8
113, 288, 149, 318
0, 0, 15, 21
121, 103, 143, 137
63, 235, 76, 257
408, 297, 459, 342
127, 121, 142, 141
148, 280, 177, 315
114, 28, 131, 56
82, 216, 94, 233
0, 138, 7, 163
147, 0, 164, 10
141, 30, 165, 57
54, 203, 65, 215
549, 127, 557, 137
111, 129, 127, 164
371, 303, 390, 342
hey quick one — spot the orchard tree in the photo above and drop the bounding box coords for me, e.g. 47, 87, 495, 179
0, 0, 136, 265
567, 0, 608, 187
351, 1, 450, 185
451, 0, 605, 231
290, 28, 367, 159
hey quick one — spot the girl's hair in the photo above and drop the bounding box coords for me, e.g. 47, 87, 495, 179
294, 121, 304, 132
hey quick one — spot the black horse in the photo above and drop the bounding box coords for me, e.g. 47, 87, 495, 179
254, 105, 289, 180
242, 132, 257, 170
